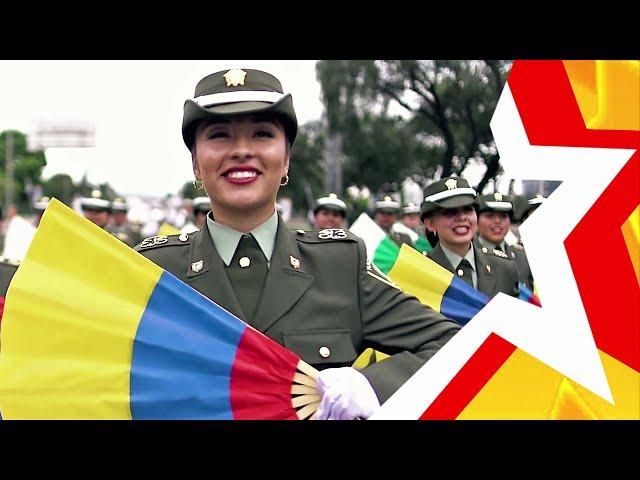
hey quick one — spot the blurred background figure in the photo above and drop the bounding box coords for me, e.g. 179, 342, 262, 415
32, 196, 51, 227
1, 204, 36, 261
180, 196, 211, 234
313, 193, 347, 229
477, 193, 534, 290
374, 196, 412, 247
519, 194, 546, 225
79, 190, 111, 230
0, 203, 5, 253
0, 256, 19, 322
400, 202, 424, 236
108, 197, 142, 247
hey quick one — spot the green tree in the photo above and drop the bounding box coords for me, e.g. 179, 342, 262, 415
180, 180, 200, 199
315, 60, 512, 193
377, 60, 511, 191
279, 120, 325, 214
42, 173, 75, 206
0, 130, 47, 212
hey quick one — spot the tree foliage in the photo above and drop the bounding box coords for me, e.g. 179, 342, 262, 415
42, 173, 75, 206
316, 60, 512, 194
0, 130, 47, 211
279, 120, 325, 214
180, 180, 200, 199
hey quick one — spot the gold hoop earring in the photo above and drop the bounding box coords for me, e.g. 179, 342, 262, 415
280, 174, 289, 187
193, 179, 204, 190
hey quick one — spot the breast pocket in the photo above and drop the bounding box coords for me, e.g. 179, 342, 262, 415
282, 329, 357, 369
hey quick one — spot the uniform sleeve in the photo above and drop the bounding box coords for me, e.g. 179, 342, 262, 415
355, 238, 461, 403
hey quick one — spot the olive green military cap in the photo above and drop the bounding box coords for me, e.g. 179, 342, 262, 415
314, 193, 347, 216
182, 68, 298, 150
401, 202, 421, 216
477, 192, 514, 220
420, 176, 477, 221
192, 196, 212, 214
80, 190, 111, 212
111, 197, 128, 212
520, 194, 546, 222
33, 196, 51, 212
375, 196, 401, 214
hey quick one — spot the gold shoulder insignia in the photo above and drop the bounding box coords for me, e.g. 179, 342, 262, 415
512, 243, 524, 250
493, 249, 508, 258
318, 228, 348, 240
137, 235, 169, 249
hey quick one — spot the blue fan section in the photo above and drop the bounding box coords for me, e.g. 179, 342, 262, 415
130, 272, 246, 419
440, 277, 489, 325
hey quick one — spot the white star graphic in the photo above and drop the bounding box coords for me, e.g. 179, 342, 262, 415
372, 82, 635, 419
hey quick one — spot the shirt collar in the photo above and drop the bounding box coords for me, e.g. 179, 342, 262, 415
478, 235, 506, 252
206, 209, 279, 267
441, 242, 476, 271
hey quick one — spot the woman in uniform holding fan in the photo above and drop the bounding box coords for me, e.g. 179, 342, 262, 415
136, 67, 460, 420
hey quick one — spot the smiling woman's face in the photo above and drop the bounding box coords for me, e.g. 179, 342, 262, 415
424, 205, 478, 251
192, 114, 290, 218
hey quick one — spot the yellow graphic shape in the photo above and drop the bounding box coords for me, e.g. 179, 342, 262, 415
564, 60, 640, 131
621, 204, 640, 287
457, 348, 639, 419
549, 378, 599, 419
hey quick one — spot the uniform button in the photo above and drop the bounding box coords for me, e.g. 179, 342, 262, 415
457, 269, 464, 276
239, 257, 251, 268
318, 346, 331, 358
481, 247, 488, 253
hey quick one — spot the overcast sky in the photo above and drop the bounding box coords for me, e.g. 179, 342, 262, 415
0, 60, 324, 197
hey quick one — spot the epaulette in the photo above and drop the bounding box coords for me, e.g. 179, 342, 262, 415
294, 228, 359, 244
135, 232, 194, 251
366, 260, 401, 291
479, 246, 512, 260
511, 243, 524, 250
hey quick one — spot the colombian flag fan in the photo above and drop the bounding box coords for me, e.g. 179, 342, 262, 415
0, 199, 320, 420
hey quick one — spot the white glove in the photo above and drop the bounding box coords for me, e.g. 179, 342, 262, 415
312, 367, 380, 420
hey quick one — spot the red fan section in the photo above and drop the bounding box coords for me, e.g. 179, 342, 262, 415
230, 327, 302, 420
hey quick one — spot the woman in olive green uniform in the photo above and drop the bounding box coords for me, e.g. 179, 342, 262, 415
136, 68, 460, 420
421, 177, 520, 299
476, 193, 534, 291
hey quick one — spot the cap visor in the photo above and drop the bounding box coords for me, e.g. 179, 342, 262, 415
183, 94, 296, 147
435, 195, 477, 209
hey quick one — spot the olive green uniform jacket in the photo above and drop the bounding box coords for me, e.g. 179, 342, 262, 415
508, 243, 534, 291
427, 241, 519, 299
135, 218, 460, 403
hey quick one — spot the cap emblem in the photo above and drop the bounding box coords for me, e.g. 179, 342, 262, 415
223, 69, 247, 87
444, 178, 458, 190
